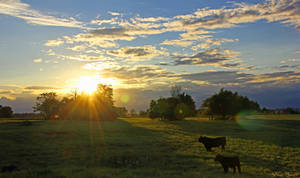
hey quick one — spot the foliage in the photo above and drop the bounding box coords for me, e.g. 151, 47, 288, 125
59, 84, 116, 120
202, 88, 260, 120
114, 107, 128, 117
129, 109, 137, 117
170, 85, 182, 97
282, 107, 299, 114
139, 110, 147, 117
149, 91, 196, 120
33, 92, 60, 120
33, 84, 116, 120
0, 105, 13, 118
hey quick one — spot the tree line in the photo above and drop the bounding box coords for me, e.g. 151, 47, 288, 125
28, 85, 299, 121
148, 87, 261, 120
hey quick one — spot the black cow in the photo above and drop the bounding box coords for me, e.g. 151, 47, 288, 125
198, 136, 226, 151
214, 154, 241, 174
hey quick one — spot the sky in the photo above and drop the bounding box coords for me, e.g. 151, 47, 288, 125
0, 0, 300, 113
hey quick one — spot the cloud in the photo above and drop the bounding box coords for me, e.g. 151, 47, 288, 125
62, 28, 138, 48
24, 86, 60, 90
279, 64, 300, 69
107, 45, 168, 61
89, 28, 135, 40
101, 65, 174, 79
44, 38, 64, 47
161, 39, 194, 47
170, 48, 241, 68
179, 70, 300, 87
41, 0, 299, 60
90, 17, 119, 26
175, 0, 300, 30
0, 0, 83, 28
108, 11, 121, 16
0, 89, 14, 100
247, 71, 300, 85
136, 16, 170, 22
68, 45, 87, 51
56, 53, 113, 62
83, 63, 177, 88
33, 58, 42, 63
279, 58, 300, 68
180, 71, 252, 85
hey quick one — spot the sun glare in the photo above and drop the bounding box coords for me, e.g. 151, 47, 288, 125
77, 76, 99, 94
74, 76, 121, 94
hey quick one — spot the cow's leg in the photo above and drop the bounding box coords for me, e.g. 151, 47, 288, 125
222, 144, 225, 151
205, 145, 210, 151
207, 146, 212, 152
238, 164, 241, 173
223, 166, 228, 173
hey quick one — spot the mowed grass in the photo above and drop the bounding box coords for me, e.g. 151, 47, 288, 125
0, 115, 300, 178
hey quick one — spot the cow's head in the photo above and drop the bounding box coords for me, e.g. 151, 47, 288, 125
198, 136, 206, 143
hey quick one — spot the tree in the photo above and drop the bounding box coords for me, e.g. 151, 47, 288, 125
283, 107, 300, 114
114, 107, 128, 117
33, 92, 60, 120
93, 84, 116, 120
202, 89, 260, 120
130, 109, 137, 117
0, 105, 13, 118
95, 84, 114, 106
170, 85, 182, 97
149, 87, 196, 120
139, 110, 147, 117
58, 84, 117, 120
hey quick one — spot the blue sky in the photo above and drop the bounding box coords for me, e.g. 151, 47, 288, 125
0, 0, 300, 112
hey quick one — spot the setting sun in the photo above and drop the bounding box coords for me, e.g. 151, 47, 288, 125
75, 76, 121, 94
77, 76, 99, 94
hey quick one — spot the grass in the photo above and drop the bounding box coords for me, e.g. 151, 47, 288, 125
0, 115, 300, 177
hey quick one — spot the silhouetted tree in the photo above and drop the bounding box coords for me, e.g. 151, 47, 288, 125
0, 105, 13, 118
149, 88, 196, 120
283, 107, 300, 114
170, 85, 182, 97
58, 84, 116, 120
114, 107, 128, 117
202, 88, 260, 120
130, 109, 137, 117
139, 110, 147, 117
33, 92, 60, 120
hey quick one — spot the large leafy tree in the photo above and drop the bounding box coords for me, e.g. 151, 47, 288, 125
0, 105, 13, 118
149, 87, 196, 120
202, 88, 260, 120
59, 84, 116, 120
33, 92, 60, 120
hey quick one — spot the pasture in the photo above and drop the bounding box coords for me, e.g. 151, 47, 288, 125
0, 115, 300, 177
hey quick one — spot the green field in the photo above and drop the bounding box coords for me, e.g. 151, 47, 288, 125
0, 115, 300, 177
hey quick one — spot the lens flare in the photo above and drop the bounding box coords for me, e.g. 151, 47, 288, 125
120, 94, 130, 103
236, 110, 263, 131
